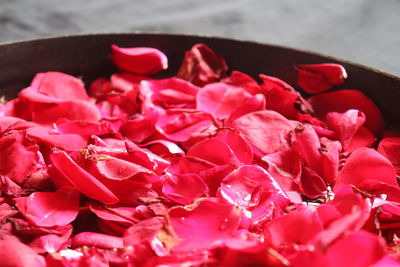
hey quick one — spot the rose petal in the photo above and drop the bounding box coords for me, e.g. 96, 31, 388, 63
111, 45, 168, 75
230, 110, 295, 156
177, 43, 228, 86
162, 173, 208, 205
50, 150, 119, 204
0, 234, 45, 267
296, 63, 347, 94
196, 82, 252, 119
0, 131, 39, 184
156, 109, 215, 142
72, 232, 124, 249
14, 187, 80, 227
168, 198, 241, 252
335, 147, 397, 189
309, 89, 384, 135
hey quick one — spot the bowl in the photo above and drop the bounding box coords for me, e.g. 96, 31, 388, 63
1, 33, 399, 128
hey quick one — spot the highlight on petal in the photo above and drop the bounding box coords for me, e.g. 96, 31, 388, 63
111, 45, 168, 75
167, 198, 241, 252
296, 63, 347, 94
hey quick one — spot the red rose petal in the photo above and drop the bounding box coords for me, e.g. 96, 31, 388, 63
72, 232, 124, 249
196, 82, 252, 119
378, 137, 400, 171
27, 126, 87, 151
223, 70, 262, 95
264, 205, 323, 248
309, 89, 384, 135
156, 109, 215, 142
220, 165, 289, 228
140, 78, 199, 109
296, 63, 347, 94
177, 43, 228, 87
111, 45, 168, 75
14, 187, 80, 227
29, 227, 72, 253
168, 198, 241, 252
230, 110, 295, 156
0, 234, 46, 267
335, 147, 397, 189
162, 173, 208, 205
32, 100, 101, 125
50, 150, 119, 204
0, 131, 39, 185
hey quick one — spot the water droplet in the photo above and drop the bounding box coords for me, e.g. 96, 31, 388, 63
179, 217, 186, 224
249, 186, 263, 207
219, 218, 229, 230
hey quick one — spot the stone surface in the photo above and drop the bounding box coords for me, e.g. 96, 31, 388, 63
1, 0, 399, 76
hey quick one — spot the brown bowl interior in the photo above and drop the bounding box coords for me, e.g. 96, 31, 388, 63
0, 33, 399, 129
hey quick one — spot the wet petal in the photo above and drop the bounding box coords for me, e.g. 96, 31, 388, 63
168, 198, 241, 252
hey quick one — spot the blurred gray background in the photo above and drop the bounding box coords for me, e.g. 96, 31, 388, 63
1, 0, 399, 76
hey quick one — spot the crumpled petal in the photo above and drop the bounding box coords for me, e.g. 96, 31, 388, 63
177, 43, 228, 87
0, 131, 39, 185
220, 165, 289, 229
260, 74, 312, 119
111, 45, 168, 75
296, 63, 347, 94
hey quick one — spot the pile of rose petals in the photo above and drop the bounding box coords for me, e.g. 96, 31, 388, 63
1, 43, 400, 267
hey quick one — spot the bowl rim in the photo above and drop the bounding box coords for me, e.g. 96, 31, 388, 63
0, 31, 399, 82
